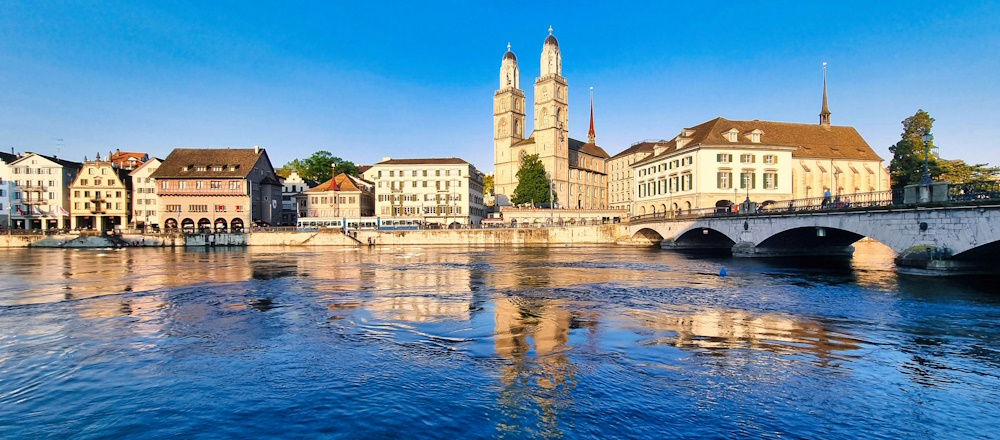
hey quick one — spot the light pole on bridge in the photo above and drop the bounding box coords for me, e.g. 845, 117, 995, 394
920, 131, 933, 185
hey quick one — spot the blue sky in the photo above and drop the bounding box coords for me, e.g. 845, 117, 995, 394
2, 1, 998, 172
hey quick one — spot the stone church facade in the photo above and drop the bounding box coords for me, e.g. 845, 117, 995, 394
493, 28, 609, 209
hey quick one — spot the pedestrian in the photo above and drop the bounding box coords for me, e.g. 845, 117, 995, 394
822, 189, 831, 208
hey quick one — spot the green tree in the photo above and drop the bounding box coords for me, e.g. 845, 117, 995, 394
279, 151, 359, 183
888, 109, 944, 189
334, 160, 360, 177
939, 159, 1000, 184
511, 154, 556, 206
483, 174, 494, 195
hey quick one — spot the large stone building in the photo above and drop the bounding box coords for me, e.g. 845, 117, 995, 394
129, 158, 162, 230
150, 147, 282, 232
6, 152, 81, 230
362, 157, 485, 226
607, 141, 660, 216
493, 28, 610, 209
304, 173, 375, 219
69, 159, 134, 231
629, 69, 889, 216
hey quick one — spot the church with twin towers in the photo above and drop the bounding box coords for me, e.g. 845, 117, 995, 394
493, 27, 610, 209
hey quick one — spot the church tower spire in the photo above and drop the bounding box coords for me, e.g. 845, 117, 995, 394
588, 87, 596, 142
819, 62, 831, 127
493, 42, 526, 202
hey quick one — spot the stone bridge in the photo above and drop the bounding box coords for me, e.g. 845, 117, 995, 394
624, 204, 1000, 275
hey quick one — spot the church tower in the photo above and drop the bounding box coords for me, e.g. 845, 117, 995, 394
494, 43, 526, 200
819, 62, 831, 127
533, 26, 569, 201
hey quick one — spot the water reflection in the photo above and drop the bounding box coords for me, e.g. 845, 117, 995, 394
493, 296, 581, 438
627, 307, 863, 360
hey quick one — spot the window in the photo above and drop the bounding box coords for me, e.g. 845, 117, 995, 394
115, 191, 121, 198
229, 181, 240, 190
717, 171, 733, 189
216, 205, 227, 212
74, 191, 80, 197
49, 192, 55, 200
196, 181, 204, 189
764, 172, 778, 189
179, 181, 186, 189
81, 179, 89, 186
166, 205, 181, 212
196, 166, 206, 171
740, 154, 755, 164
717, 154, 732, 163
211, 181, 222, 189
161, 181, 168, 189
235, 205, 244, 212
189, 205, 208, 213
763, 155, 777, 164
740, 172, 756, 189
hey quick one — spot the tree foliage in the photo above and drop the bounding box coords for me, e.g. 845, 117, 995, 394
888, 109, 999, 188
511, 154, 556, 206
278, 151, 359, 183
888, 109, 942, 189
483, 174, 494, 196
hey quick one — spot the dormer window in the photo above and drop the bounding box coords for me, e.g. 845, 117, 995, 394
196, 166, 207, 172
212, 165, 223, 172
723, 129, 739, 142
747, 129, 764, 143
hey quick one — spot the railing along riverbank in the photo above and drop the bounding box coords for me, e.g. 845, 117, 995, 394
629, 183, 1000, 225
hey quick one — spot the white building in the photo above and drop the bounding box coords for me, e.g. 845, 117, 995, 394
6, 152, 81, 230
362, 157, 485, 226
0, 151, 16, 231
280, 171, 316, 225
129, 157, 161, 230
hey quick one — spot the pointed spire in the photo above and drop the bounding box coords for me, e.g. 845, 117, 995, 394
548, 25, 553, 35
588, 87, 596, 142
820, 62, 831, 127
507, 42, 511, 52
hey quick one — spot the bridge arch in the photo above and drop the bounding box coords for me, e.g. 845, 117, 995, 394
669, 226, 737, 252
631, 227, 665, 244
754, 226, 869, 257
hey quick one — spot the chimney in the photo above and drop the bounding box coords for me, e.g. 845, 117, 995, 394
382, 156, 391, 162
254, 145, 261, 154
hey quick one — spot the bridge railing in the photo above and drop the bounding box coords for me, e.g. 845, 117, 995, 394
949, 181, 1000, 203
759, 189, 901, 214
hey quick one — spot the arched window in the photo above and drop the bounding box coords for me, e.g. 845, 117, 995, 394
514, 119, 520, 136
555, 108, 561, 127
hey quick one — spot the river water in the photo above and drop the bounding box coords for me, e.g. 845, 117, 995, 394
1, 242, 999, 439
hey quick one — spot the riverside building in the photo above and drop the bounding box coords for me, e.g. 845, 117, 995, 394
280, 171, 317, 225
304, 173, 375, 218
362, 157, 485, 226
129, 158, 162, 230
492, 28, 610, 209
607, 141, 659, 217
150, 147, 282, 232
69, 157, 133, 231
629, 67, 889, 216
6, 152, 81, 230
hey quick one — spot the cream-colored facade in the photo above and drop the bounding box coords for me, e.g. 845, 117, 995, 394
493, 28, 609, 209
362, 157, 485, 226
70, 160, 132, 231
305, 173, 375, 219
629, 116, 888, 216
607, 141, 658, 216
633, 141, 795, 216
129, 158, 161, 229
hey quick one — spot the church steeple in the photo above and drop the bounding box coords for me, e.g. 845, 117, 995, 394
588, 87, 596, 142
819, 62, 831, 127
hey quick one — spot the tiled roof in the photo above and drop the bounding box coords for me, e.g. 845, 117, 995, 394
12, 152, 82, 169
633, 117, 882, 167
307, 176, 340, 193
375, 157, 470, 165
109, 151, 148, 168
150, 148, 269, 179
609, 140, 664, 160
570, 138, 610, 159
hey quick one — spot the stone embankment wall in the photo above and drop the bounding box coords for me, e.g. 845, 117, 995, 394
2, 225, 628, 248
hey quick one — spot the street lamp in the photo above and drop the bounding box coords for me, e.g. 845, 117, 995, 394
920, 131, 933, 185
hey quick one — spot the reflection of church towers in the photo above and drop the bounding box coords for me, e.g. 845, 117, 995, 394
494, 43, 526, 199
533, 26, 569, 188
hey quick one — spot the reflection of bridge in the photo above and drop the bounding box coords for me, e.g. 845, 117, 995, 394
624, 183, 1000, 275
